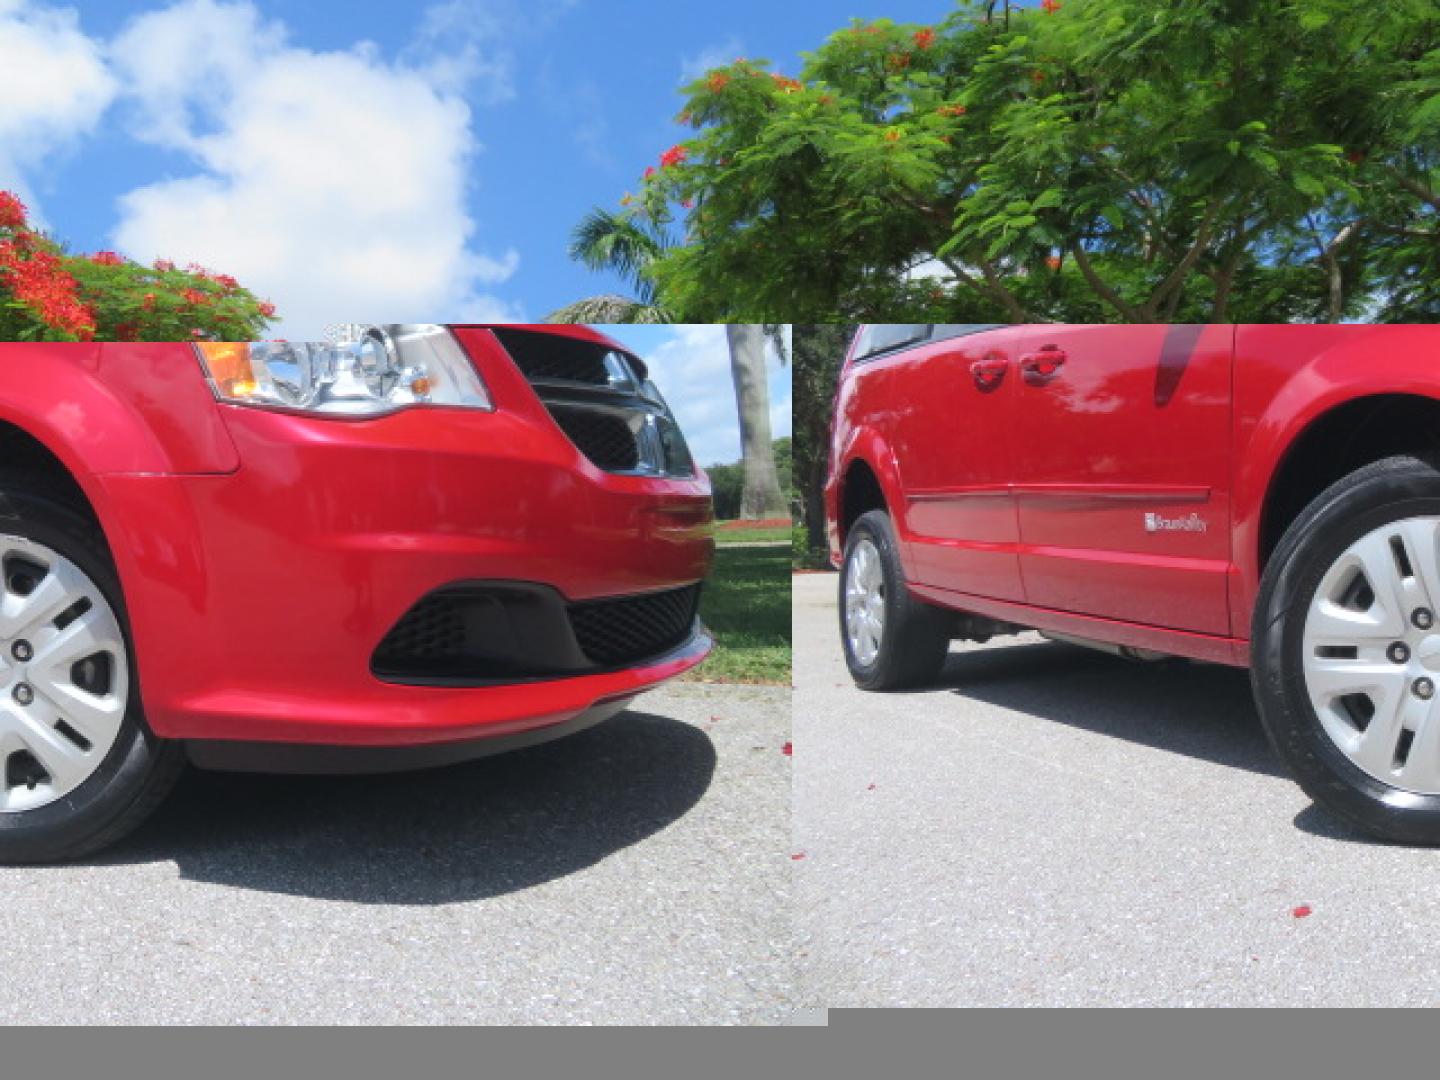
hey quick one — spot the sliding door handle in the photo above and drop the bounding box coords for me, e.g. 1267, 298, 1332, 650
970, 354, 1009, 391
1019, 347, 1067, 384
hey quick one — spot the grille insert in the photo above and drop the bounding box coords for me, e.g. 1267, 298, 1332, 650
491, 328, 645, 387
549, 405, 641, 472
375, 594, 469, 663
568, 584, 701, 668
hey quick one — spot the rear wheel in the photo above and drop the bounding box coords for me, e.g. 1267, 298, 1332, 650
1254, 455, 1440, 844
840, 510, 951, 690
0, 476, 182, 863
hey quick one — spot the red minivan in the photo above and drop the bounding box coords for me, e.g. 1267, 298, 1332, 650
827, 323, 1440, 843
0, 324, 712, 861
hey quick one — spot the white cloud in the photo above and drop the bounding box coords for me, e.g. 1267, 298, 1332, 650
107, 0, 521, 337
0, 0, 115, 225
636, 324, 790, 469
680, 35, 745, 85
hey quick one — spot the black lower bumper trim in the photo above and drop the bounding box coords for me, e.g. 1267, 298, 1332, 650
371, 580, 703, 685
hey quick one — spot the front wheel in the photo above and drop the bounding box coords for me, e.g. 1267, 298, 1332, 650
839, 510, 951, 690
0, 477, 183, 863
1254, 455, 1440, 844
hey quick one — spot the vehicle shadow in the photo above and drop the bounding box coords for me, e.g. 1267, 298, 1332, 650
922, 639, 1394, 845
920, 639, 1289, 781
92, 710, 717, 904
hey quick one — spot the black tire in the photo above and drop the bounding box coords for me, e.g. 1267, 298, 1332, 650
1253, 454, 1440, 844
0, 473, 183, 863
839, 509, 952, 690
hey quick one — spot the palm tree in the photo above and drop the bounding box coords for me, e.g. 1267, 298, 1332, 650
547, 209, 674, 324
726, 324, 788, 519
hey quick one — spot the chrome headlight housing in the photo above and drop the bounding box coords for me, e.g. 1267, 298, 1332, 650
195, 324, 490, 417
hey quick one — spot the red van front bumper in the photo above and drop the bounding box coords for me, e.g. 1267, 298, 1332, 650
92, 330, 714, 752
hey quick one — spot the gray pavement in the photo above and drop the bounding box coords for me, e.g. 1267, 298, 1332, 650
793, 571, 1440, 1007
0, 683, 795, 1024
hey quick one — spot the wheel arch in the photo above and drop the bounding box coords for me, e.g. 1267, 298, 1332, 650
833, 431, 907, 555
1256, 393, 1440, 578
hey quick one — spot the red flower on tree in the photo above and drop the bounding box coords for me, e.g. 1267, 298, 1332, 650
913, 28, 936, 50
0, 192, 26, 232
660, 145, 689, 169
0, 189, 272, 342
706, 72, 730, 93
1041, 0, 1062, 12
0, 240, 97, 339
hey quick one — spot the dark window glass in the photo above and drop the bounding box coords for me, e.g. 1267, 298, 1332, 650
852, 324, 930, 362
930, 324, 1007, 342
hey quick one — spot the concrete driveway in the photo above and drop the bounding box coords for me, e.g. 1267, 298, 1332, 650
794, 571, 1440, 1007
0, 683, 794, 1024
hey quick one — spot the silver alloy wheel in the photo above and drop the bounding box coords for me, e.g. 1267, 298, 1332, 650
845, 537, 886, 667
1303, 516, 1440, 795
0, 535, 128, 812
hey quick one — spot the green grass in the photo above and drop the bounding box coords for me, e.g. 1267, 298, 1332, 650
686, 545, 791, 684
713, 526, 790, 546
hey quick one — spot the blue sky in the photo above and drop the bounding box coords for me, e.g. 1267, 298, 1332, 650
0, 0, 954, 465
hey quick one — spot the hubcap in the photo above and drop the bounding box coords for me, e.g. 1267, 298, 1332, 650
845, 538, 886, 667
1303, 516, 1440, 795
0, 536, 127, 812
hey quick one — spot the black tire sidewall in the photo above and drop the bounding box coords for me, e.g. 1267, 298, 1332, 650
0, 484, 168, 861
839, 510, 949, 690
839, 513, 890, 685
1254, 459, 1440, 843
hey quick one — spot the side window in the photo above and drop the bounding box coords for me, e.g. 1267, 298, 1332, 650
852, 324, 930, 363
930, 324, 1007, 343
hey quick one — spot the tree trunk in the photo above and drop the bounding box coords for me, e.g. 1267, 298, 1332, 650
726, 324, 786, 519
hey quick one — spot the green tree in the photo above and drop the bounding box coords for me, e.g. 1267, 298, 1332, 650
792, 325, 855, 562
578, 0, 1440, 323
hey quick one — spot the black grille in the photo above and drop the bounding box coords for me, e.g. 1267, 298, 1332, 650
549, 405, 640, 471
568, 584, 701, 667
376, 594, 468, 662
492, 328, 645, 386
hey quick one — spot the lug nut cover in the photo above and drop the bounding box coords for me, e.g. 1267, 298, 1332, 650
10, 640, 31, 662
1391, 642, 1412, 663
1416, 609, 1436, 630
1417, 678, 1436, 701
12, 684, 32, 705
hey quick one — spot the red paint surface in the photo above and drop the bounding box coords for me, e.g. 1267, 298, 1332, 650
0, 328, 714, 746
827, 324, 1440, 667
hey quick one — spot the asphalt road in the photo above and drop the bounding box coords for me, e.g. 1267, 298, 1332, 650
0, 683, 795, 1025
794, 571, 1440, 1007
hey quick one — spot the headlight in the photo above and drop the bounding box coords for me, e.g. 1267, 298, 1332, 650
195, 324, 491, 416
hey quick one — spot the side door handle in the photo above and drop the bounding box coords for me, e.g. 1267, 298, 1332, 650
1019, 346, 1067, 384
970, 353, 1009, 391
